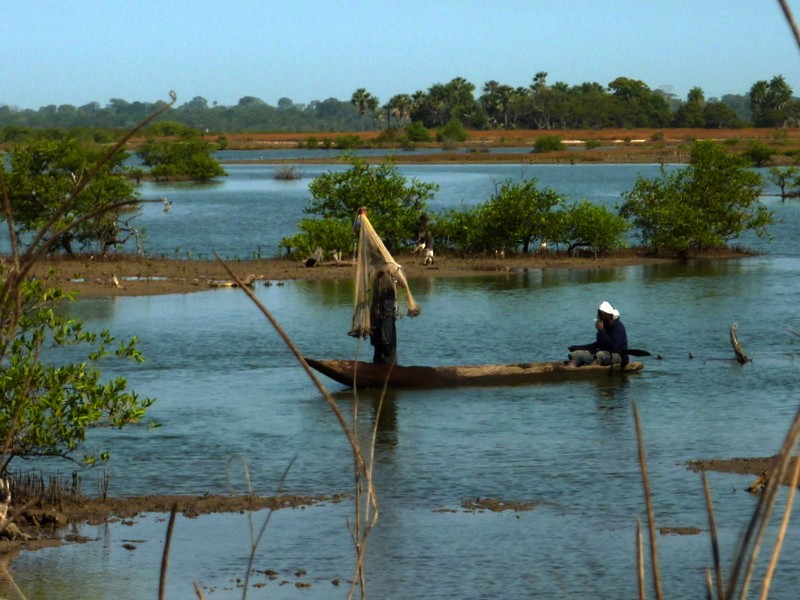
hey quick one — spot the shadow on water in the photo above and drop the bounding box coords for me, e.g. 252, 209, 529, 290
593, 378, 633, 414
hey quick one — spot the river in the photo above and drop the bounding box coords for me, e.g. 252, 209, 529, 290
5, 158, 800, 599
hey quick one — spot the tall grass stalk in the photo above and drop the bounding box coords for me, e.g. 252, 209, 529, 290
702, 472, 724, 599
633, 400, 664, 600
727, 405, 800, 599
635, 400, 800, 600
348, 359, 389, 599
158, 502, 178, 600
229, 453, 297, 600
218, 257, 378, 599
636, 517, 645, 600
759, 452, 800, 600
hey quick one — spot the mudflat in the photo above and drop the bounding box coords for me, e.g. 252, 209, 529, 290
23, 250, 693, 298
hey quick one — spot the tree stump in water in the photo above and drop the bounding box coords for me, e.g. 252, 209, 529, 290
729, 323, 750, 363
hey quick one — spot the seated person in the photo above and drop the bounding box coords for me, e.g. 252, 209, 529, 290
568, 301, 629, 367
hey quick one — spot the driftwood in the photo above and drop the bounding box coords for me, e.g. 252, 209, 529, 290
208, 274, 260, 288
303, 247, 324, 268
729, 323, 750, 363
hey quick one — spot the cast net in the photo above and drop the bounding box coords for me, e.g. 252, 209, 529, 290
349, 212, 421, 338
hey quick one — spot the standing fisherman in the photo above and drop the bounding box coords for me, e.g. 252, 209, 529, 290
369, 265, 398, 364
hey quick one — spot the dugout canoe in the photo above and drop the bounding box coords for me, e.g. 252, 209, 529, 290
304, 358, 643, 389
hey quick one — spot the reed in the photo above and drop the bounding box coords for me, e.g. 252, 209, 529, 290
6, 471, 80, 506
218, 257, 380, 600
633, 400, 800, 600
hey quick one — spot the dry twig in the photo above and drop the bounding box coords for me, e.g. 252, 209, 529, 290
633, 401, 664, 600
216, 256, 378, 599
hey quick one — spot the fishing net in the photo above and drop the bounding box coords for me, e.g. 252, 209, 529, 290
349, 212, 420, 338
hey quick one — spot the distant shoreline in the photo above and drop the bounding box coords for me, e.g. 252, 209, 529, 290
117, 126, 800, 167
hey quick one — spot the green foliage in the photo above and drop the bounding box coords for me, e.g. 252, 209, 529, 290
749, 75, 799, 127
373, 127, 405, 145
620, 141, 771, 255
305, 156, 438, 248
280, 218, 354, 257
136, 133, 226, 181
3, 138, 138, 255
533, 135, 566, 153
405, 121, 432, 142
432, 183, 629, 256
584, 139, 601, 150
741, 141, 775, 167
144, 121, 195, 137
0, 280, 154, 471
1, 125, 33, 143
477, 178, 563, 253
436, 118, 468, 143
557, 201, 629, 255
333, 134, 362, 149
768, 165, 800, 200
429, 207, 485, 254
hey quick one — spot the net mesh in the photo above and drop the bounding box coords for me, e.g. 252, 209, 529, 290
348, 213, 420, 338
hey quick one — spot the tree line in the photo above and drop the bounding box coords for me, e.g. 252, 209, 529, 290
1, 73, 798, 138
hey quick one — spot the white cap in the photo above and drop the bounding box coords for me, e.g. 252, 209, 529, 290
598, 301, 615, 315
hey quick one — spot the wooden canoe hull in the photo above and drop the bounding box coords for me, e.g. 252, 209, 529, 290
304, 358, 643, 389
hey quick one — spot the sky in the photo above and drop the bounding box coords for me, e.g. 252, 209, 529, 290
3, 0, 800, 110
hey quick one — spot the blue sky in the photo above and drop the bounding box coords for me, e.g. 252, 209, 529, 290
3, 0, 800, 110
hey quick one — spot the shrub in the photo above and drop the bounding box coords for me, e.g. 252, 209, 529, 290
334, 135, 361, 150
620, 141, 771, 255
405, 121, 432, 142
742, 141, 775, 167
533, 135, 566, 153
436, 118, 468, 143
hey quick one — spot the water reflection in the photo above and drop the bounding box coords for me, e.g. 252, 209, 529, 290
640, 257, 752, 280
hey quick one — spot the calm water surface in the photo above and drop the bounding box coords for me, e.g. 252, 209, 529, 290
6, 159, 800, 599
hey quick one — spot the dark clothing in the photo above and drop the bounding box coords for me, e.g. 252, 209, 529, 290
594, 319, 629, 367
370, 275, 397, 364
570, 319, 629, 367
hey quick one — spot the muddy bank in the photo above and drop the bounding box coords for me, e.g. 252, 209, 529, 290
0, 493, 344, 556
0, 454, 790, 559
21, 249, 737, 298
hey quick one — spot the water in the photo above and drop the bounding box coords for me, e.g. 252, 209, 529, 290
131, 161, 685, 260
6, 158, 800, 599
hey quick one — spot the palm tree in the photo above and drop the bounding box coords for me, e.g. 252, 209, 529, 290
749, 80, 769, 114
768, 75, 793, 111
351, 88, 373, 131
387, 94, 413, 128
687, 87, 705, 106
481, 81, 501, 127
496, 85, 516, 129
367, 96, 383, 130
